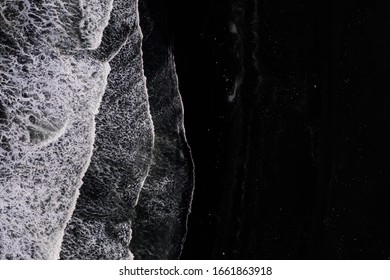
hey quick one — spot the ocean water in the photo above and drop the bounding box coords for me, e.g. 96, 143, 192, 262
128, 0, 195, 259
60, 0, 195, 259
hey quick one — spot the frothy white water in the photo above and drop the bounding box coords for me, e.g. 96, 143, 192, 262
79, 0, 114, 49
0, 48, 110, 260
0, 0, 112, 259
1, 0, 194, 260
0, 0, 112, 50
60, 0, 155, 260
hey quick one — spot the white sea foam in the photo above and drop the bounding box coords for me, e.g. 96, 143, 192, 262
1, 0, 194, 260
79, 0, 114, 49
0, 0, 112, 259
60, 0, 155, 260
0, 0, 111, 50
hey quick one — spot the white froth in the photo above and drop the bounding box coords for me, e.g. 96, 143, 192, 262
0, 0, 113, 50
60, 0, 155, 260
79, 0, 114, 49
0, 0, 112, 259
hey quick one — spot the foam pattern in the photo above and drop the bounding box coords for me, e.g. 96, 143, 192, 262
60, 0, 155, 259
79, 0, 114, 49
130, 48, 195, 259
0, 0, 112, 259
0, 0, 112, 50
130, 0, 195, 259
1, 0, 194, 260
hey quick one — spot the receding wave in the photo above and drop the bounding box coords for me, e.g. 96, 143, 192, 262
0, 0, 194, 260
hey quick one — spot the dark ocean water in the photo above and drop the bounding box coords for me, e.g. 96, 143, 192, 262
129, 0, 195, 259
175, 0, 389, 259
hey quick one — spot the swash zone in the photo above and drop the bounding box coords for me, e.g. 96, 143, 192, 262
0, 0, 194, 259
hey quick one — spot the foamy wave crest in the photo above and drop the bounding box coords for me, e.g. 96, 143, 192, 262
0, 0, 113, 49
60, 0, 155, 260
0, 0, 113, 259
